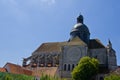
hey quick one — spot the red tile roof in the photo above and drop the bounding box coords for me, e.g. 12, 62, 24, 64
3, 62, 60, 77
0, 68, 6, 72
4, 62, 32, 76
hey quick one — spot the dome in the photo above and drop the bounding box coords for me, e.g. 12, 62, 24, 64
71, 23, 89, 33
70, 14, 90, 44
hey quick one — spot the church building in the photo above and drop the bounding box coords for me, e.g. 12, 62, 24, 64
22, 14, 117, 80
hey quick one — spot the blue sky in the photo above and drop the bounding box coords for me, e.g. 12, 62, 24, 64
0, 0, 120, 67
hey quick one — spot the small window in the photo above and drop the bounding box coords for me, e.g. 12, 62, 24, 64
68, 64, 70, 71
95, 56, 97, 59
100, 77, 104, 80
72, 64, 75, 70
64, 64, 66, 71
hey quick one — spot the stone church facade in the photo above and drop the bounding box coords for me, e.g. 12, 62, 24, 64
23, 15, 117, 80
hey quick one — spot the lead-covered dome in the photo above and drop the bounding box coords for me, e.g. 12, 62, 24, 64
70, 14, 90, 44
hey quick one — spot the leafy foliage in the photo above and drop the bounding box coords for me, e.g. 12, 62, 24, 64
40, 73, 66, 80
71, 56, 99, 80
104, 74, 120, 80
0, 72, 66, 80
0, 72, 34, 80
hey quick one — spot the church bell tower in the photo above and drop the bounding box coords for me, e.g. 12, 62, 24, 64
70, 14, 90, 45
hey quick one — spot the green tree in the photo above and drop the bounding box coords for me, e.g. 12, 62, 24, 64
0, 72, 35, 80
4, 74, 13, 80
71, 56, 99, 80
104, 74, 120, 80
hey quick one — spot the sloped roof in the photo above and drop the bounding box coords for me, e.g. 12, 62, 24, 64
0, 68, 6, 72
33, 37, 87, 54
4, 62, 32, 76
69, 36, 87, 46
34, 42, 61, 53
33, 38, 105, 55
89, 39, 105, 49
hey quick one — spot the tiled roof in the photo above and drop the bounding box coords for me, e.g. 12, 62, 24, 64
4, 62, 32, 76
89, 39, 105, 49
0, 68, 6, 72
33, 37, 87, 54
2, 63, 58, 77
34, 42, 61, 53
32, 38, 105, 55
69, 36, 87, 46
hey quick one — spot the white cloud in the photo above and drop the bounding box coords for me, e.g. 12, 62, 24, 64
8, 0, 17, 5
25, 0, 56, 7
0, 0, 56, 23
0, 0, 29, 23
1, 0, 56, 11
1, 0, 17, 6
40, 0, 56, 5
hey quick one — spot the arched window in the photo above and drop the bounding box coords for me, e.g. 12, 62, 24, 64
72, 64, 75, 70
64, 64, 66, 71
68, 64, 70, 71
100, 77, 104, 80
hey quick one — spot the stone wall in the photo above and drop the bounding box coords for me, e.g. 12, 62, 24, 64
89, 48, 107, 65
59, 45, 88, 78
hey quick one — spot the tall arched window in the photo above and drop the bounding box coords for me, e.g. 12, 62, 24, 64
64, 64, 66, 71
100, 77, 104, 80
68, 64, 70, 71
72, 64, 75, 70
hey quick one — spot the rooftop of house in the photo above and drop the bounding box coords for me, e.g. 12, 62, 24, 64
0, 68, 6, 72
3, 62, 33, 76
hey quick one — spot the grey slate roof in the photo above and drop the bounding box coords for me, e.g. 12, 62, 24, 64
89, 39, 105, 49
32, 37, 105, 54
32, 36, 87, 54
